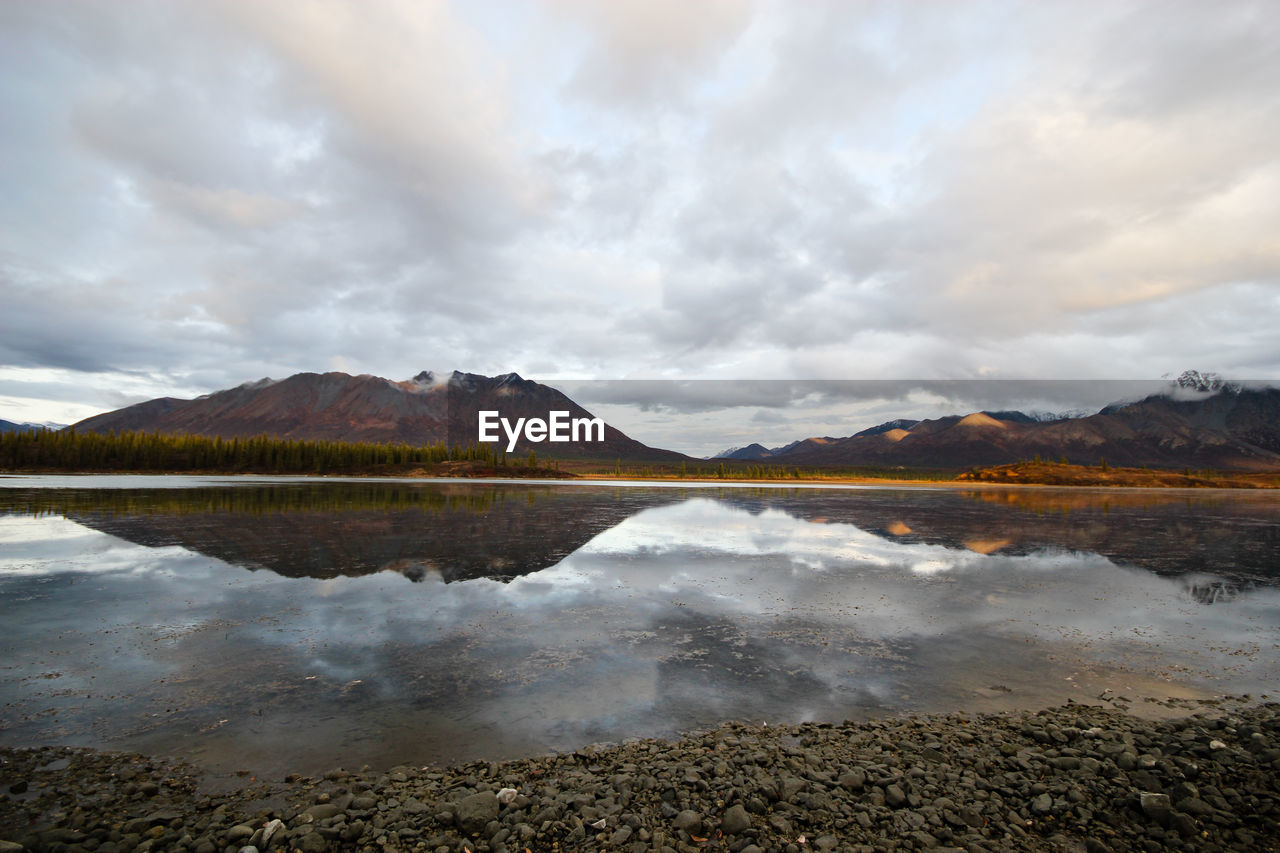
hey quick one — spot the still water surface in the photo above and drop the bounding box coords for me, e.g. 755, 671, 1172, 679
1, 475, 1277, 776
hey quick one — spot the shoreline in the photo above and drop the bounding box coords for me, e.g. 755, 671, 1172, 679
5, 469, 1280, 492
3, 697, 1277, 852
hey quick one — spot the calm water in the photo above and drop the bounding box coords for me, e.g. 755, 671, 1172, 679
1, 475, 1278, 776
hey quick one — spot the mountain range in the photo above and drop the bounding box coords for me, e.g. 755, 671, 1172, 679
720, 386, 1280, 471
0, 419, 67, 434
54, 369, 1280, 472
71, 370, 683, 461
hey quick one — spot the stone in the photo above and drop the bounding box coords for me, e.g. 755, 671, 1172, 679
123, 818, 153, 835
673, 810, 703, 835
885, 784, 907, 808
296, 830, 328, 852
261, 819, 285, 847
1178, 797, 1214, 817
305, 803, 342, 821
1139, 792, 1173, 825
1171, 812, 1199, 838
226, 824, 256, 842
454, 791, 500, 835
907, 830, 937, 849
777, 776, 806, 801
721, 804, 751, 835
838, 768, 865, 791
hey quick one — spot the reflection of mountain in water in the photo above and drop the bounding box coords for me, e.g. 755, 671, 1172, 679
0, 483, 680, 583
713, 489, 1280, 586
4, 482, 1278, 590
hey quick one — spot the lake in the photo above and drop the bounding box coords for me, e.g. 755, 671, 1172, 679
1, 475, 1277, 778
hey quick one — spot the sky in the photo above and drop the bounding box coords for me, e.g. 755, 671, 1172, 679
2, 1, 1278, 446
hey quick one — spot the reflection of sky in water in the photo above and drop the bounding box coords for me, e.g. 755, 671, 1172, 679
1, 490, 1278, 775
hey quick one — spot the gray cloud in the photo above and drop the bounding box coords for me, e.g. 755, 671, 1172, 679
551, 0, 752, 105
556, 379, 1184, 455
1, 0, 1278, 427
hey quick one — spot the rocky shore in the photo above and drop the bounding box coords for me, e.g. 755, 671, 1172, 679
2, 700, 1278, 853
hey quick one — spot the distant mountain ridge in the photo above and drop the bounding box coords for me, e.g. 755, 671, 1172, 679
712, 413, 1080, 461
853, 418, 922, 436
63, 369, 1280, 472
710, 372, 1280, 471
713, 436, 845, 461
713, 443, 775, 461
0, 419, 66, 434
756, 383, 1280, 471
72, 370, 685, 461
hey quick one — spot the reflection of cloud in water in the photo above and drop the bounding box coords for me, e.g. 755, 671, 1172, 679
214, 499, 1277, 715
10, 498, 1277, 676
580, 500, 904, 569
0, 516, 192, 577
3, 493, 1278, 773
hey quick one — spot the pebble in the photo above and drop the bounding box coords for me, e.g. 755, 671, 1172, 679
1, 700, 1278, 852
721, 803, 751, 835
1140, 791, 1173, 824
453, 790, 499, 834
673, 809, 703, 834
227, 823, 256, 841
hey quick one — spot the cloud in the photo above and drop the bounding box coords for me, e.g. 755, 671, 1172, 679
551, 0, 752, 104
1, 0, 1278, 425
144, 181, 302, 231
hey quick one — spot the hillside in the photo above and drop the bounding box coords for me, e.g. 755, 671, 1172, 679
957, 460, 1280, 489
769, 386, 1280, 471
72, 370, 685, 461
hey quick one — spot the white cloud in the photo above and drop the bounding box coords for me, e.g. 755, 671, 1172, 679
550, 0, 752, 104
145, 180, 303, 230
1, 0, 1277, 425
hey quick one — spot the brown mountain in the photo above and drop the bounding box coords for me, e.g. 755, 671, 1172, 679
72, 370, 685, 461
772, 387, 1280, 471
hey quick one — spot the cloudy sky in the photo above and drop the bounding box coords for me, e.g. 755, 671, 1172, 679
2, 0, 1278, 435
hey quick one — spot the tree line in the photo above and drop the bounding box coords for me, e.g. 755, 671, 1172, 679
0, 481, 526, 518
0, 428, 508, 473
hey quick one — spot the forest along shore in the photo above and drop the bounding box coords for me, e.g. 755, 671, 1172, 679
2, 699, 1277, 853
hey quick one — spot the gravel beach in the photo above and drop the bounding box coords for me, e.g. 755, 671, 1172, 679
2, 699, 1278, 853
